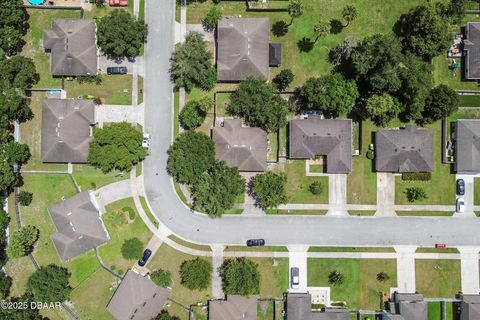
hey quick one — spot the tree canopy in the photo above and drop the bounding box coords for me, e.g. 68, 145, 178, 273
202, 5, 222, 32
219, 258, 260, 296
152, 310, 181, 320
191, 160, 245, 217
0, 294, 48, 320
179, 258, 212, 290
88, 122, 147, 173
287, 0, 304, 25
365, 93, 401, 127
1, 141, 30, 166
27, 264, 72, 303
228, 76, 289, 132
121, 237, 144, 260
179, 98, 211, 130
420, 85, 459, 125
342, 5, 358, 26
7, 225, 39, 259
272, 69, 294, 92
0, 0, 28, 55
96, 10, 148, 57
0, 271, 12, 299
0, 161, 17, 195
167, 131, 215, 185
150, 269, 172, 288
299, 74, 359, 118
251, 171, 288, 209
170, 32, 216, 92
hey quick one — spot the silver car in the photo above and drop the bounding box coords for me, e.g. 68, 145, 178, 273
290, 267, 299, 289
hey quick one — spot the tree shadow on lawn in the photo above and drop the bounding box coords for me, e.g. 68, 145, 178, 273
272, 20, 289, 37
297, 37, 314, 53
330, 19, 344, 35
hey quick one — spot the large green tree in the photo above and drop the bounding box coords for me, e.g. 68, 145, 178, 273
394, 5, 449, 61
96, 10, 148, 57
0, 271, 12, 299
287, 0, 304, 25
1, 141, 30, 166
0, 161, 17, 195
179, 257, 212, 290
179, 98, 211, 130
27, 264, 72, 303
420, 85, 459, 125
191, 160, 245, 217
0, 294, 48, 320
202, 5, 222, 32
170, 32, 216, 92
7, 225, 39, 259
0, 0, 28, 55
219, 258, 260, 296
88, 122, 147, 173
152, 310, 180, 320
251, 171, 288, 209
365, 93, 401, 127
121, 238, 144, 260
228, 76, 289, 132
272, 69, 294, 92
150, 269, 172, 287
299, 74, 359, 118
167, 131, 215, 185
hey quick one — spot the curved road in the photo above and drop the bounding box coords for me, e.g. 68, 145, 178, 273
143, 0, 480, 247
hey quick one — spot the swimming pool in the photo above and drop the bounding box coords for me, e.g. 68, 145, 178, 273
28, 0, 44, 5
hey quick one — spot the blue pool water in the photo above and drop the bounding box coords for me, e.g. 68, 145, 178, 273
28, 0, 44, 4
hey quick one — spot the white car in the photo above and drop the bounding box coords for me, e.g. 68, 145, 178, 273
456, 197, 465, 213
142, 133, 151, 149
291, 267, 299, 289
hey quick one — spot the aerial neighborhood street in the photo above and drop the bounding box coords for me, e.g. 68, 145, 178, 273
2, 0, 480, 319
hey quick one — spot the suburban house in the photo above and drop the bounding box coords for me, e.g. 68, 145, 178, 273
41, 99, 95, 163
285, 293, 349, 320
463, 22, 480, 80
106, 269, 171, 320
216, 17, 270, 81
289, 117, 352, 174
212, 119, 267, 171
383, 292, 427, 320
455, 119, 480, 173
43, 19, 98, 76
208, 295, 258, 320
459, 294, 480, 320
375, 125, 434, 173
48, 191, 109, 261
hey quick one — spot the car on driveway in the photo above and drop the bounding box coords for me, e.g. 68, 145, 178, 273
290, 267, 299, 289
107, 66, 127, 74
246, 239, 265, 246
138, 249, 152, 267
456, 197, 465, 213
142, 133, 151, 149
456, 179, 465, 196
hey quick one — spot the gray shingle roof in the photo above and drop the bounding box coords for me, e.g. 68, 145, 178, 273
460, 294, 480, 320
464, 22, 480, 80
107, 269, 171, 320
375, 125, 434, 173
208, 295, 258, 320
43, 19, 98, 76
217, 17, 269, 81
286, 293, 349, 320
455, 119, 480, 173
269, 43, 282, 67
289, 117, 352, 173
41, 99, 95, 163
385, 292, 427, 320
48, 191, 109, 261
212, 119, 267, 171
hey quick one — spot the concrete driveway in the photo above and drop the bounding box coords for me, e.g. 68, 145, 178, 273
96, 104, 144, 127
327, 174, 347, 216
376, 173, 395, 216
455, 174, 475, 217
288, 245, 308, 293
98, 54, 145, 77
458, 247, 480, 294
394, 246, 417, 293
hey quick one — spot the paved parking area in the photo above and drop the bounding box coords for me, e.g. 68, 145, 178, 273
288, 245, 308, 293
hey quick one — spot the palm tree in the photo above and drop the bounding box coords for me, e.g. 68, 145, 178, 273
342, 5, 358, 27
376, 272, 390, 282
313, 19, 330, 43
287, 0, 304, 26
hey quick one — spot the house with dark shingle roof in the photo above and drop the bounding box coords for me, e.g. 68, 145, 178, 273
289, 117, 352, 173
41, 99, 95, 163
383, 292, 427, 320
217, 17, 269, 81
286, 293, 349, 320
463, 22, 480, 80
212, 119, 267, 171
48, 191, 109, 261
208, 295, 258, 320
460, 294, 480, 320
107, 269, 171, 320
375, 125, 434, 173
43, 19, 98, 76
455, 119, 480, 173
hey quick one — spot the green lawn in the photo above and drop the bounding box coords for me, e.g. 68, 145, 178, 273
458, 95, 480, 107
348, 211, 376, 216
307, 258, 397, 310
347, 121, 377, 204
395, 121, 456, 205
72, 164, 127, 191
64, 75, 133, 105
475, 178, 480, 206
415, 260, 461, 298
168, 235, 212, 252
416, 247, 459, 254
265, 209, 327, 215
139, 196, 159, 227
281, 160, 328, 204
396, 211, 454, 216
224, 246, 289, 252
432, 55, 480, 91
308, 247, 395, 253
251, 258, 289, 299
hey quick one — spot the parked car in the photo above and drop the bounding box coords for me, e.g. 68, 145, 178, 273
435, 243, 447, 249
138, 249, 152, 267
142, 133, 151, 149
246, 239, 265, 246
456, 179, 465, 196
456, 197, 465, 213
290, 267, 299, 289
107, 66, 127, 74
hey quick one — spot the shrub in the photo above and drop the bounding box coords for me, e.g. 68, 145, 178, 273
309, 181, 322, 195
366, 150, 374, 160
179, 257, 212, 290
17, 191, 32, 206
121, 238, 144, 260
401, 172, 431, 181
151, 269, 172, 287
406, 187, 427, 202
376, 271, 390, 282
328, 270, 344, 286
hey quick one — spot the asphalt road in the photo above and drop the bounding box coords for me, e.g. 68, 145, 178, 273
143, 0, 480, 247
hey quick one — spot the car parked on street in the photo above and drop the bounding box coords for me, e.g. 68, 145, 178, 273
456, 197, 465, 213
142, 133, 151, 149
107, 66, 127, 74
456, 179, 465, 196
246, 239, 265, 246
138, 249, 152, 267
291, 267, 299, 289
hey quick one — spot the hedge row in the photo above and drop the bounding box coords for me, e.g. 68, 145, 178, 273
401, 172, 431, 181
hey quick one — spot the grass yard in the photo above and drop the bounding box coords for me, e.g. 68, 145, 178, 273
395, 121, 456, 205
168, 235, 212, 252
307, 258, 397, 310
347, 121, 377, 204
396, 211, 454, 216
432, 55, 480, 91
98, 198, 152, 274
280, 160, 328, 204
139, 196, 159, 227
265, 209, 327, 215
415, 260, 461, 298
475, 178, 480, 206
224, 246, 288, 252
138, 76, 144, 104
147, 244, 213, 320
416, 247, 459, 254
348, 211, 376, 216
250, 258, 289, 298
64, 74, 133, 105
308, 247, 395, 253
72, 164, 127, 191
458, 94, 480, 107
